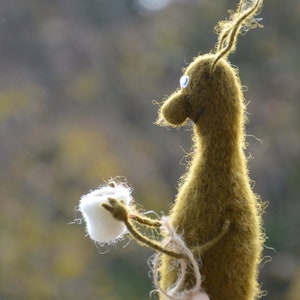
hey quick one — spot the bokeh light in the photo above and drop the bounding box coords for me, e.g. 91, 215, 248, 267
137, 0, 172, 11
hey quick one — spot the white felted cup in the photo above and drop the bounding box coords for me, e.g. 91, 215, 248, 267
79, 184, 132, 243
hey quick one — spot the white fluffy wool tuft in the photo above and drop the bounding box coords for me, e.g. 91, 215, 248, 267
79, 184, 132, 243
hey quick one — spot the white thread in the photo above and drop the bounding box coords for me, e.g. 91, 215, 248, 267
151, 217, 210, 300
79, 183, 132, 243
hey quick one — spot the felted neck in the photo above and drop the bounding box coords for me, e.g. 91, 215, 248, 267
192, 125, 246, 176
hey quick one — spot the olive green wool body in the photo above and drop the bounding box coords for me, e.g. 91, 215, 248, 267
157, 1, 265, 299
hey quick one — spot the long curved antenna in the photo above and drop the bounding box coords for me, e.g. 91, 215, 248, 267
212, 0, 263, 71
216, 0, 246, 53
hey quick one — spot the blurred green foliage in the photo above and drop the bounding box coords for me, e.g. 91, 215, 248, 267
0, 0, 299, 299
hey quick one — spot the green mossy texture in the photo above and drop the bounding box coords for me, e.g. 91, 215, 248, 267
158, 54, 265, 299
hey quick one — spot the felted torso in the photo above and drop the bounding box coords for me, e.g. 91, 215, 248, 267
159, 56, 263, 300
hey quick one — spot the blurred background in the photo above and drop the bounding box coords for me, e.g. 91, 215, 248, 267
0, 0, 299, 299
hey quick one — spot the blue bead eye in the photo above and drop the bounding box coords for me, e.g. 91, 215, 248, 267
180, 75, 189, 88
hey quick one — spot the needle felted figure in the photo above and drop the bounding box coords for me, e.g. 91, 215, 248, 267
79, 0, 266, 299
157, 1, 265, 299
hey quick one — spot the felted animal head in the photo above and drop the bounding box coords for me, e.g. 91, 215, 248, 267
157, 0, 263, 136
158, 55, 243, 135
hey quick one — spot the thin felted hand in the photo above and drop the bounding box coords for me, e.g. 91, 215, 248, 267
102, 197, 128, 222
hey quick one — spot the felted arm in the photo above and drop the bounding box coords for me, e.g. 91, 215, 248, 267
193, 219, 231, 256
129, 213, 161, 228
102, 198, 185, 259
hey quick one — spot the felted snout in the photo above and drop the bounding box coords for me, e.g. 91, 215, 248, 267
161, 93, 188, 126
